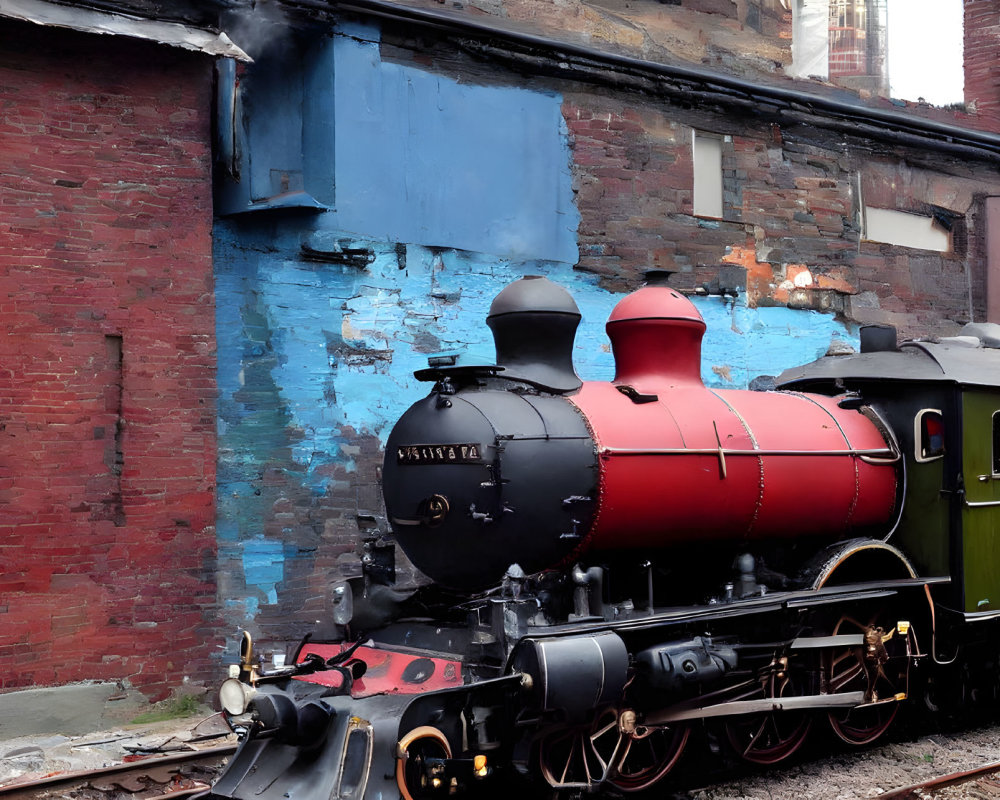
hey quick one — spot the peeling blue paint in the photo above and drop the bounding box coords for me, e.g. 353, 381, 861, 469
226, 596, 261, 621
242, 539, 285, 588
216, 229, 858, 488
699, 298, 857, 388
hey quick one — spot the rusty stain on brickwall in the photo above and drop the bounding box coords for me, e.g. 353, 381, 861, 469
565, 85, 990, 335
721, 244, 859, 309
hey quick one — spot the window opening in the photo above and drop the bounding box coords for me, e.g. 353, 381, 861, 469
914, 408, 945, 463
693, 131, 723, 219
863, 208, 952, 253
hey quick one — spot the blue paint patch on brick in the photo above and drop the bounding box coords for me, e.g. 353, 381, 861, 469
224, 595, 261, 621
332, 22, 579, 264
697, 296, 858, 388
242, 538, 285, 588
216, 517, 240, 544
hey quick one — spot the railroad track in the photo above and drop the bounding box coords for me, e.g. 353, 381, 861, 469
0, 745, 235, 800
646, 714, 1000, 800
879, 760, 1000, 799
3, 726, 997, 799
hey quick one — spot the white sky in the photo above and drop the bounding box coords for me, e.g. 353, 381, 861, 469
887, 0, 964, 106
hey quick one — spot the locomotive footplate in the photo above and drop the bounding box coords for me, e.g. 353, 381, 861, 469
510, 575, 948, 640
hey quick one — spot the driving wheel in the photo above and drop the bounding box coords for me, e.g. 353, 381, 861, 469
609, 717, 690, 793
538, 708, 623, 790
723, 665, 811, 765
824, 613, 906, 746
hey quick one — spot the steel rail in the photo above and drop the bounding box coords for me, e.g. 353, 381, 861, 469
0, 744, 236, 800
878, 760, 1000, 799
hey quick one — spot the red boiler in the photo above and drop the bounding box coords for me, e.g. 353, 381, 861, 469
384, 275, 902, 590
567, 284, 900, 553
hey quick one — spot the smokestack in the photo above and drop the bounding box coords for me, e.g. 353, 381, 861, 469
486, 276, 583, 393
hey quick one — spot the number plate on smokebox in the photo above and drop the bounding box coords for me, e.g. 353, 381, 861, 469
397, 444, 482, 465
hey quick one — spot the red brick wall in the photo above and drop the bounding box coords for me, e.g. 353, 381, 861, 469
0, 20, 219, 701
565, 95, 998, 336
965, 0, 1000, 131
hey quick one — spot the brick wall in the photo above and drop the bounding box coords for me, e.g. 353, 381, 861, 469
565, 94, 998, 337
0, 20, 219, 701
965, 0, 1000, 131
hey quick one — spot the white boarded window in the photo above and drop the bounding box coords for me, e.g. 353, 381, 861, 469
863, 208, 951, 252
693, 132, 723, 218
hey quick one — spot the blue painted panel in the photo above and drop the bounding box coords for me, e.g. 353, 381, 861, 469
332, 22, 579, 264
302, 34, 337, 206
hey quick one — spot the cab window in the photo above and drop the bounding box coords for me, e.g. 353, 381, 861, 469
915, 409, 945, 463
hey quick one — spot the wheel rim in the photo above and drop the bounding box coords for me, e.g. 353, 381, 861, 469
723, 671, 812, 765
609, 722, 690, 792
825, 614, 903, 746
395, 727, 452, 800
538, 708, 623, 790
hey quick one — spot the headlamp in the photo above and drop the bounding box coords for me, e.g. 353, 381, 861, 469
219, 677, 256, 716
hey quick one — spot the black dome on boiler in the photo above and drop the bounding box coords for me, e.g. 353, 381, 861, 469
486, 276, 582, 393
487, 275, 582, 318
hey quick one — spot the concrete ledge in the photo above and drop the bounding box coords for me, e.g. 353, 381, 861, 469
0, 683, 147, 740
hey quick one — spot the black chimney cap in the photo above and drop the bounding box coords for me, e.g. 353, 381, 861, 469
487, 275, 581, 320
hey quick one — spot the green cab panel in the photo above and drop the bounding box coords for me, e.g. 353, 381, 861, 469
961, 391, 1000, 614
880, 393, 950, 580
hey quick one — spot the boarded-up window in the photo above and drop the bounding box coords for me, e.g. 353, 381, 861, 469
863, 208, 951, 252
693, 132, 723, 219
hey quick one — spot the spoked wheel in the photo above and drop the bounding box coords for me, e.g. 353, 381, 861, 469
723, 665, 812, 765
538, 708, 623, 790
609, 715, 690, 793
824, 612, 906, 746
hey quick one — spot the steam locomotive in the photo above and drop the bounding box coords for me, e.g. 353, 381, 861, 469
207, 275, 1000, 800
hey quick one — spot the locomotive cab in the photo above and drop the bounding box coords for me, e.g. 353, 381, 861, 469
778, 322, 1000, 619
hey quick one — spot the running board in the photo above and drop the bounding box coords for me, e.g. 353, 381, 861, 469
521, 576, 949, 639
790, 633, 865, 649
646, 690, 870, 724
